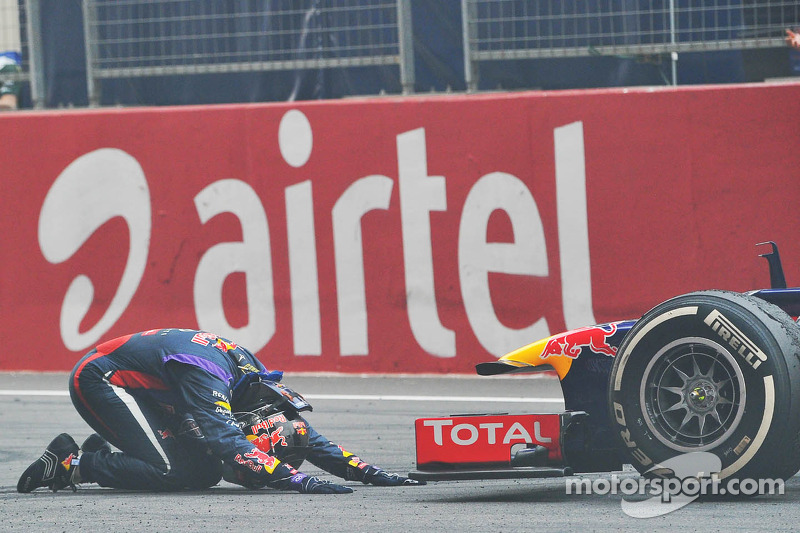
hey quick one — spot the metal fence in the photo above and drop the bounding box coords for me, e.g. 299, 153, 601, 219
462, 0, 800, 89
3, 1, 800, 108
83, 0, 414, 105
0, 0, 45, 109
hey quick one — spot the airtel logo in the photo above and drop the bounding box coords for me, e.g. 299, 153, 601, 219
38, 149, 150, 351
423, 418, 553, 446
38, 110, 597, 357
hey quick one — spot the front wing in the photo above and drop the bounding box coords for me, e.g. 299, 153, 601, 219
409, 411, 590, 482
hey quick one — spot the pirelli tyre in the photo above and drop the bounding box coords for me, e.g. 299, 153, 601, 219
608, 290, 800, 483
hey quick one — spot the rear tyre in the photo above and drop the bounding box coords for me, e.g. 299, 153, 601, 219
609, 290, 800, 482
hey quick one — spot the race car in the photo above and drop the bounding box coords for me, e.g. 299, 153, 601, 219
410, 242, 800, 484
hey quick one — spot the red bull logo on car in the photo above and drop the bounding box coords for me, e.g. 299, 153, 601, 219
540, 324, 618, 359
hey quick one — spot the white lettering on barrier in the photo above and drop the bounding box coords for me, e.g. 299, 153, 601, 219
193, 179, 275, 353
398, 128, 455, 358
285, 180, 322, 356
282, 112, 321, 356
555, 122, 597, 329
459, 171, 550, 356
332, 175, 394, 355
38, 148, 151, 351
39, 110, 596, 360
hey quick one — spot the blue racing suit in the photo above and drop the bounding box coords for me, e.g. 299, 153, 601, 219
69, 328, 372, 491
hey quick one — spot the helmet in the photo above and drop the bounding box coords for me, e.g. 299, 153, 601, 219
234, 407, 310, 468
233, 379, 312, 415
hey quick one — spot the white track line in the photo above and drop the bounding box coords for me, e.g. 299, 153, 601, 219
0, 390, 563, 403
305, 394, 563, 403
0, 390, 69, 396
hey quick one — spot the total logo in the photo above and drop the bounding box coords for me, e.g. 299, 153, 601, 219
422, 418, 553, 446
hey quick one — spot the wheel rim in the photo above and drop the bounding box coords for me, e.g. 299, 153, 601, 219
639, 337, 746, 453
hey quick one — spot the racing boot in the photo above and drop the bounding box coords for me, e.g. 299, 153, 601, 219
17, 433, 80, 493
81, 433, 112, 454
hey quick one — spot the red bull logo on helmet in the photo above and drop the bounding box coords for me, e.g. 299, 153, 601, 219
250, 412, 288, 435
540, 324, 618, 359
251, 427, 288, 451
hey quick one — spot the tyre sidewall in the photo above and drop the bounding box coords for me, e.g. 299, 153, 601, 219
609, 291, 796, 481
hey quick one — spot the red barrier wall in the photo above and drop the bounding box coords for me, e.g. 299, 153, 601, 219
3, 83, 800, 373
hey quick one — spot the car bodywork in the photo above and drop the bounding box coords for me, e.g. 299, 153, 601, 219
410, 242, 800, 481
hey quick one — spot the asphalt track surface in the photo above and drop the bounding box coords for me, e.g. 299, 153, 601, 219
2, 372, 800, 532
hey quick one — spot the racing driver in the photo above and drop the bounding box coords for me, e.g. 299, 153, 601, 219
17, 328, 424, 494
